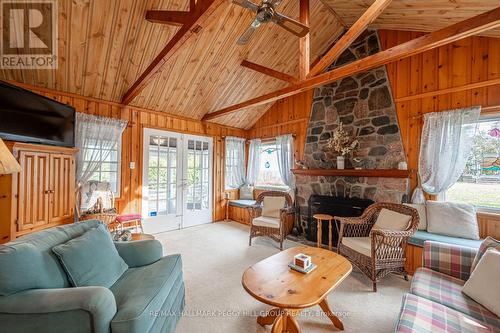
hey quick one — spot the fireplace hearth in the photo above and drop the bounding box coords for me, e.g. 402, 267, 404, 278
307, 194, 374, 247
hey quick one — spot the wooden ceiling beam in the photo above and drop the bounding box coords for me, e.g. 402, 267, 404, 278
299, 0, 310, 80
308, 0, 393, 77
121, 0, 225, 105
202, 7, 500, 121
145, 11, 191, 26
241, 60, 299, 84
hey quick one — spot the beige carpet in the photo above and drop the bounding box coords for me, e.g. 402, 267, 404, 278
154, 221, 409, 333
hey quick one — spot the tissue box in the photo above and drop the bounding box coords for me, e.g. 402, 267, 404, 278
294, 253, 312, 269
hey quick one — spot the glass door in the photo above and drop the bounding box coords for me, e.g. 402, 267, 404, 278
142, 129, 212, 233
182, 135, 213, 227
142, 129, 182, 233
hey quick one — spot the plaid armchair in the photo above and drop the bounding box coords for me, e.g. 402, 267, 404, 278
422, 240, 478, 281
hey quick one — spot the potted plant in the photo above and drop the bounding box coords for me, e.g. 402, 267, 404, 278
325, 122, 358, 169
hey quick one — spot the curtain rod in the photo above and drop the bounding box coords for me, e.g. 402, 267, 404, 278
221, 134, 296, 139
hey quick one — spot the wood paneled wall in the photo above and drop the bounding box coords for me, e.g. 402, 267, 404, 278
378, 30, 500, 190
10, 82, 246, 221
247, 91, 314, 161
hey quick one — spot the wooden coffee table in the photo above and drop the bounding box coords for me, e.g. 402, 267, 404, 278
242, 246, 352, 333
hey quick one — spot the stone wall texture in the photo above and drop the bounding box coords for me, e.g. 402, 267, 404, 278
296, 30, 409, 234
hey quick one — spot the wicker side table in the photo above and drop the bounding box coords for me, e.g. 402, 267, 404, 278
313, 214, 335, 251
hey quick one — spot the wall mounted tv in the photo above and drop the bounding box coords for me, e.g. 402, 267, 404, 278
0, 81, 75, 147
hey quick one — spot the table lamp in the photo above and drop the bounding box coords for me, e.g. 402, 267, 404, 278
0, 138, 21, 175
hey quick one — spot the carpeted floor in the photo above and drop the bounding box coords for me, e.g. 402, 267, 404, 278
154, 221, 409, 333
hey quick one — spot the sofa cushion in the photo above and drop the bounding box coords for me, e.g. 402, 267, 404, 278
426, 201, 479, 240
404, 203, 427, 230
0, 220, 102, 296
228, 199, 256, 208
462, 249, 500, 318
471, 236, 500, 272
262, 196, 286, 218
52, 224, 128, 288
410, 267, 500, 328
409, 230, 483, 248
110, 254, 184, 333
252, 216, 280, 228
395, 293, 495, 333
342, 237, 371, 257
373, 208, 411, 231
239, 185, 254, 200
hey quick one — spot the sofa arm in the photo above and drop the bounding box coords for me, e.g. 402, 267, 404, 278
114, 239, 163, 267
0, 286, 116, 333
423, 241, 478, 280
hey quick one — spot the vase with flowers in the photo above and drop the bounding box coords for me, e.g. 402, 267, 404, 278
325, 122, 359, 169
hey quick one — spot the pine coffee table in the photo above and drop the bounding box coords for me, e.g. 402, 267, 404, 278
242, 246, 352, 333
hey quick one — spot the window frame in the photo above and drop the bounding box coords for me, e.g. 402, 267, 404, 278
84, 136, 122, 197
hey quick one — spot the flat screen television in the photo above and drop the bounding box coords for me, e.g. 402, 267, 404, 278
0, 81, 75, 147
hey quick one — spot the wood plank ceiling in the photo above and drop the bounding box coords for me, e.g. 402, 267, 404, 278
0, 0, 499, 129
321, 0, 500, 38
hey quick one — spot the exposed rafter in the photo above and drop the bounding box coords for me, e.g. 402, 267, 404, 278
308, 0, 393, 77
202, 7, 500, 121
145, 11, 191, 26
241, 60, 299, 84
121, 0, 226, 105
299, 0, 310, 80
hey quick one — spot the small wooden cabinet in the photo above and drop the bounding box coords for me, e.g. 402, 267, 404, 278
0, 142, 77, 242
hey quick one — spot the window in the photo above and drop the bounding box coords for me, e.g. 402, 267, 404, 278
255, 142, 287, 188
85, 137, 122, 196
446, 117, 500, 210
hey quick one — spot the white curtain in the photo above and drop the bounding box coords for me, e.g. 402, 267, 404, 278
75, 113, 127, 189
412, 106, 480, 202
225, 136, 246, 189
246, 139, 261, 186
276, 134, 294, 188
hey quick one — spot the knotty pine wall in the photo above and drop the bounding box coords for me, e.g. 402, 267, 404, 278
247, 91, 314, 162
11, 82, 246, 221
379, 30, 500, 191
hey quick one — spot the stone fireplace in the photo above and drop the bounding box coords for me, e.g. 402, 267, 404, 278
295, 30, 409, 236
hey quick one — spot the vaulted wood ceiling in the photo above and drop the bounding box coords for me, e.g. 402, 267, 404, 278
1, 0, 499, 129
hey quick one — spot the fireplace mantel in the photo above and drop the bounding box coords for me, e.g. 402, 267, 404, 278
291, 168, 411, 178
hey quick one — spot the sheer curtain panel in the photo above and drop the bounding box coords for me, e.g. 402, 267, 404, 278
412, 106, 481, 202
276, 134, 294, 188
225, 136, 246, 189
246, 139, 261, 186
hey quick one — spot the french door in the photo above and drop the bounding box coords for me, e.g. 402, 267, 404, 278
142, 129, 212, 233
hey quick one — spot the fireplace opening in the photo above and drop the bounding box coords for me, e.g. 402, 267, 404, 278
307, 195, 374, 247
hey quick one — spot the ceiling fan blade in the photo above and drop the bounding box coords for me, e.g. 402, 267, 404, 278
266, 0, 282, 8
237, 19, 260, 45
272, 12, 309, 37
232, 0, 259, 12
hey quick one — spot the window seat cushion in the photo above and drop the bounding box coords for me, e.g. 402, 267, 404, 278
229, 199, 256, 208
409, 230, 483, 248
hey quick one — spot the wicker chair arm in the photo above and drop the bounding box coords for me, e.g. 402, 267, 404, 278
280, 206, 295, 215
246, 205, 262, 219
335, 216, 367, 225
369, 228, 414, 239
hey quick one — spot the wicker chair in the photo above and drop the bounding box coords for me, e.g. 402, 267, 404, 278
248, 191, 295, 250
336, 202, 419, 292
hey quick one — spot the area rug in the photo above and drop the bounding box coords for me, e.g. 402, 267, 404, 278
154, 221, 409, 333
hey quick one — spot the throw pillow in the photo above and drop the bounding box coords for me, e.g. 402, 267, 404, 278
403, 203, 427, 230
426, 201, 479, 239
462, 249, 500, 317
262, 196, 286, 218
239, 185, 254, 200
373, 208, 412, 231
470, 236, 500, 273
52, 224, 128, 288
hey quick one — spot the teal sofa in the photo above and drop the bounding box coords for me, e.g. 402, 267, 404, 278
0, 220, 185, 333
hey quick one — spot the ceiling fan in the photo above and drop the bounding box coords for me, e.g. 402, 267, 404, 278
233, 0, 310, 45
